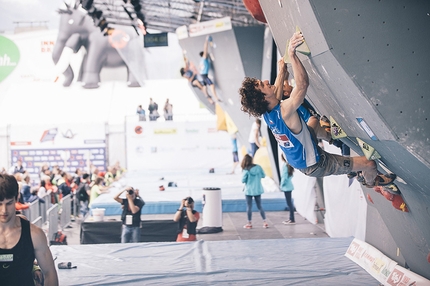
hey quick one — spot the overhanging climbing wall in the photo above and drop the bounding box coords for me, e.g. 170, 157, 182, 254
259, 0, 430, 279
177, 20, 266, 148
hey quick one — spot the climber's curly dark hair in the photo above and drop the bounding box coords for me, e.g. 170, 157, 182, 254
239, 77, 269, 118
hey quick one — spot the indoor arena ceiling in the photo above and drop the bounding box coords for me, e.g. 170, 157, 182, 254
140, 0, 264, 33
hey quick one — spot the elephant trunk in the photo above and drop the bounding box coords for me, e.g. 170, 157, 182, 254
52, 34, 82, 86
54, 47, 74, 82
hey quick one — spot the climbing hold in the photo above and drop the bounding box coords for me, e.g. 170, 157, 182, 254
356, 137, 381, 160
242, 0, 267, 23
283, 26, 311, 63
367, 193, 374, 204
329, 116, 348, 139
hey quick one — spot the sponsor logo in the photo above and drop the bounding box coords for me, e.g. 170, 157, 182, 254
154, 128, 177, 134
135, 126, 143, 134
387, 268, 405, 285
0, 36, 20, 83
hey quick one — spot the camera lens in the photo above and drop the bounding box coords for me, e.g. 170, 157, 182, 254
128, 189, 134, 195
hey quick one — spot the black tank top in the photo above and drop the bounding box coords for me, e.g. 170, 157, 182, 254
0, 217, 35, 286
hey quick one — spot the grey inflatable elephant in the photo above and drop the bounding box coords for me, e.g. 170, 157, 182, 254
52, 4, 142, 88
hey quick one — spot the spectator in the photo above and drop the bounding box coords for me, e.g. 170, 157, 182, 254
90, 164, 99, 182
9, 159, 25, 175
148, 98, 156, 121
89, 176, 110, 207
57, 172, 74, 199
248, 118, 261, 157
21, 174, 32, 203
28, 189, 43, 204
77, 173, 91, 217
114, 187, 145, 243
136, 105, 146, 121
164, 98, 173, 121
280, 154, 295, 224
227, 132, 239, 174
104, 166, 115, 187
74, 168, 83, 185
50, 166, 61, 186
114, 161, 126, 179
152, 101, 160, 121
37, 180, 50, 200
39, 163, 50, 180
241, 154, 268, 229
15, 190, 29, 213
0, 173, 59, 285
173, 196, 200, 242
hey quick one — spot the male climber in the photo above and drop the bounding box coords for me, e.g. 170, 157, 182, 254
239, 31, 395, 188
199, 35, 222, 102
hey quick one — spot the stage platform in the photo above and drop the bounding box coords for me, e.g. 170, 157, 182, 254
90, 169, 288, 216
80, 215, 178, 244
52, 236, 378, 285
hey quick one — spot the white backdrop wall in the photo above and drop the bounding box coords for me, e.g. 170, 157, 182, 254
106, 123, 126, 169
280, 142, 367, 240
0, 126, 9, 171
126, 120, 231, 171
322, 143, 367, 240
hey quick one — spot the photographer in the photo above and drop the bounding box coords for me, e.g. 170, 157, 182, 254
173, 197, 200, 242
113, 187, 145, 243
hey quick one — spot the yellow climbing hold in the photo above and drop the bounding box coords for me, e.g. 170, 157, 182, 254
356, 137, 381, 160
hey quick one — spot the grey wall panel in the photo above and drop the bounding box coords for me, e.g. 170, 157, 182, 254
310, 0, 430, 166
259, 0, 430, 278
179, 26, 266, 149
234, 26, 266, 78
364, 202, 406, 266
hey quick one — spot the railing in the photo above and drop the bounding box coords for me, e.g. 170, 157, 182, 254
39, 194, 51, 223
28, 200, 40, 223
32, 216, 42, 228
60, 194, 72, 229
20, 193, 72, 243
47, 204, 59, 243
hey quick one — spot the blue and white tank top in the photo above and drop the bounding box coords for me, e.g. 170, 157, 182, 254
263, 104, 320, 169
199, 57, 210, 75
297, 105, 311, 123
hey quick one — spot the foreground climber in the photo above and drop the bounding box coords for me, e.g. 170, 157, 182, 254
239, 31, 395, 187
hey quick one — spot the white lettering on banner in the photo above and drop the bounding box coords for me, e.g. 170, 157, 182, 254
0, 54, 17, 66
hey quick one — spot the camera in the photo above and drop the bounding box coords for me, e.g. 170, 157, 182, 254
185, 197, 193, 204
127, 188, 134, 195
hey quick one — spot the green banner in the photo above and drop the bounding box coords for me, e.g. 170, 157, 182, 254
0, 35, 20, 83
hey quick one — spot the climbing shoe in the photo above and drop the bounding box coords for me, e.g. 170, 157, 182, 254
374, 173, 397, 187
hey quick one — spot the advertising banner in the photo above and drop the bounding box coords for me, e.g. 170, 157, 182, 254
345, 238, 430, 285
0, 35, 20, 83
126, 120, 231, 171
10, 123, 106, 176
